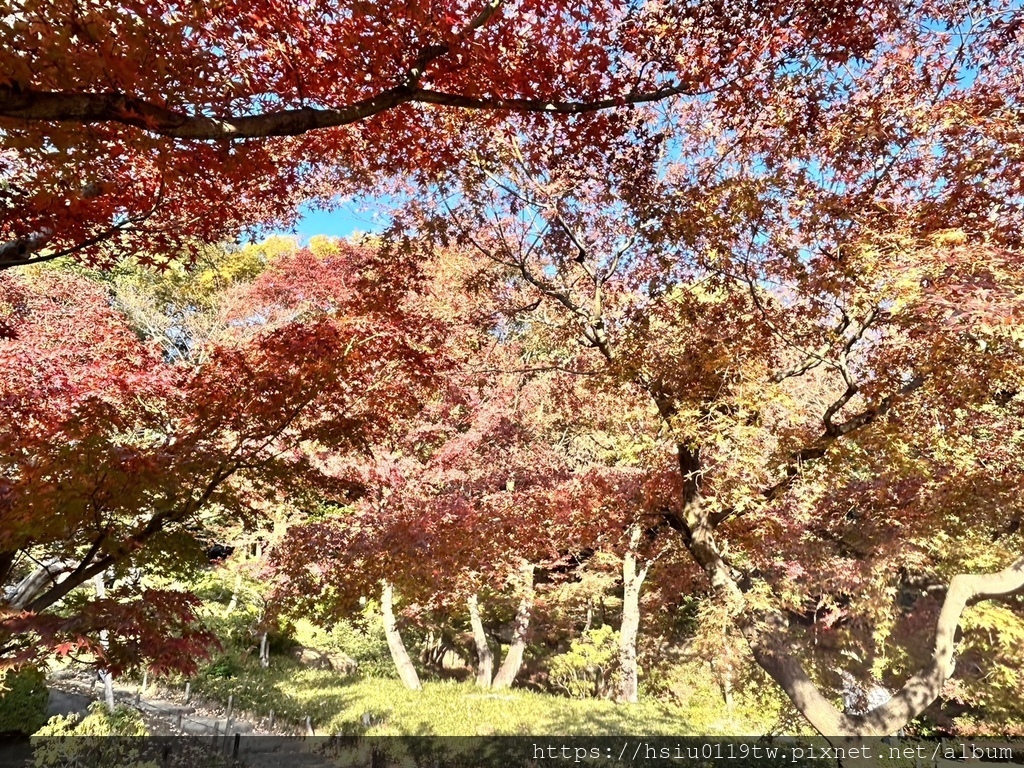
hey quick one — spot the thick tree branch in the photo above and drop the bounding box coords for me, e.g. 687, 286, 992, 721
411, 81, 696, 115
0, 84, 417, 140
748, 556, 1024, 738
0, 80, 695, 141
22, 554, 117, 615
7, 559, 77, 610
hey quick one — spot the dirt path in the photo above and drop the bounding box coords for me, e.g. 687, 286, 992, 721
46, 673, 258, 739
6, 673, 341, 768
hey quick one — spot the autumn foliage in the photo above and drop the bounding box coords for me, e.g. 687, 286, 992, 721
1, 0, 1024, 746
1, 0, 986, 268
0, 244, 442, 674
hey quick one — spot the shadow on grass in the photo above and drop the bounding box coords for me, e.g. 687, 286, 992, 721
198, 665, 695, 741
539, 701, 692, 736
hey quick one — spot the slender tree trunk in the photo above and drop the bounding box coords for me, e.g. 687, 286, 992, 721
467, 593, 494, 688
617, 524, 649, 704
721, 670, 735, 720
492, 563, 534, 690
259, 632, 269, 668
226, 572, 242, 613
93, 574, 116, 712
380, 581, 421, 691
420, 630, 435, 665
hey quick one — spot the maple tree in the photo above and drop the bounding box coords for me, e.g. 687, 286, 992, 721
268, 245, 703, 700
394, 0, 1024, 741
267, 250, 576, 689
1, 0, 1022, 747
1, 0, 933, 270
0, 243, 442, 674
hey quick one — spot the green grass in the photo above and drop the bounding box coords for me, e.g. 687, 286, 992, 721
188, 658, 781, 737
180, 575, 785, 738
325, 678, 693, 736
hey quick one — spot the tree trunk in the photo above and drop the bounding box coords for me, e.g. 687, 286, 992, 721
93, 574, 116, 712
617, 524, 649, 704
259, 632, 269, 668
721, 673, 735, 717
670, 462, 1024, 746
746, 555, 1024, 743
9, 559, 76, 609
226, 572, 242, 613
467, 593, 494, 687
380, 581, 421, 691
492, 563, 534, 690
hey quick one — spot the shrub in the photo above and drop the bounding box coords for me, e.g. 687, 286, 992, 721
293, 607, 393, 678
0, 667, 49, 735
201, 653, 243, 680
654, 659, 796, 736
547, 625, 622, 699
200, 603, 260, 652
32, 702, 154, 768
327, 612, 393, 678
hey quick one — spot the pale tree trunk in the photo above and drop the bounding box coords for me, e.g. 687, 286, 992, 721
226, 572, 242, 613
721, 672, 735, 717
617, 524, 649, 704
380, 581, 421, 691
9, 560, 76, 609
93, 574, 116, 712
747, 556, 1024, 741
467, 593, 493, 687
259, 632, 269, 668
492, 562, 534, 690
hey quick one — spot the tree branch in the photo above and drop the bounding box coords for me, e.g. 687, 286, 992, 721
0, 228, 54, 265
0, 177, 165, 270
0, 84, 417, 140
747, 556, 1024, 738
0, 80, 696, 141
706, 374, 926, 528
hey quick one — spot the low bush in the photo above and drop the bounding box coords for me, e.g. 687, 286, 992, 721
0, 667, 49, 735
547, 625, 622, 699
32, 702, 152, 768
290, 608, 393, 678
325, 612, 393, 678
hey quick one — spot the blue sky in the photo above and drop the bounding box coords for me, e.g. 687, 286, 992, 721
285, 198, 391, 242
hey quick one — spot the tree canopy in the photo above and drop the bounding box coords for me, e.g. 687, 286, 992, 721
2, 0, 997, 268
0, 244, 442, 673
